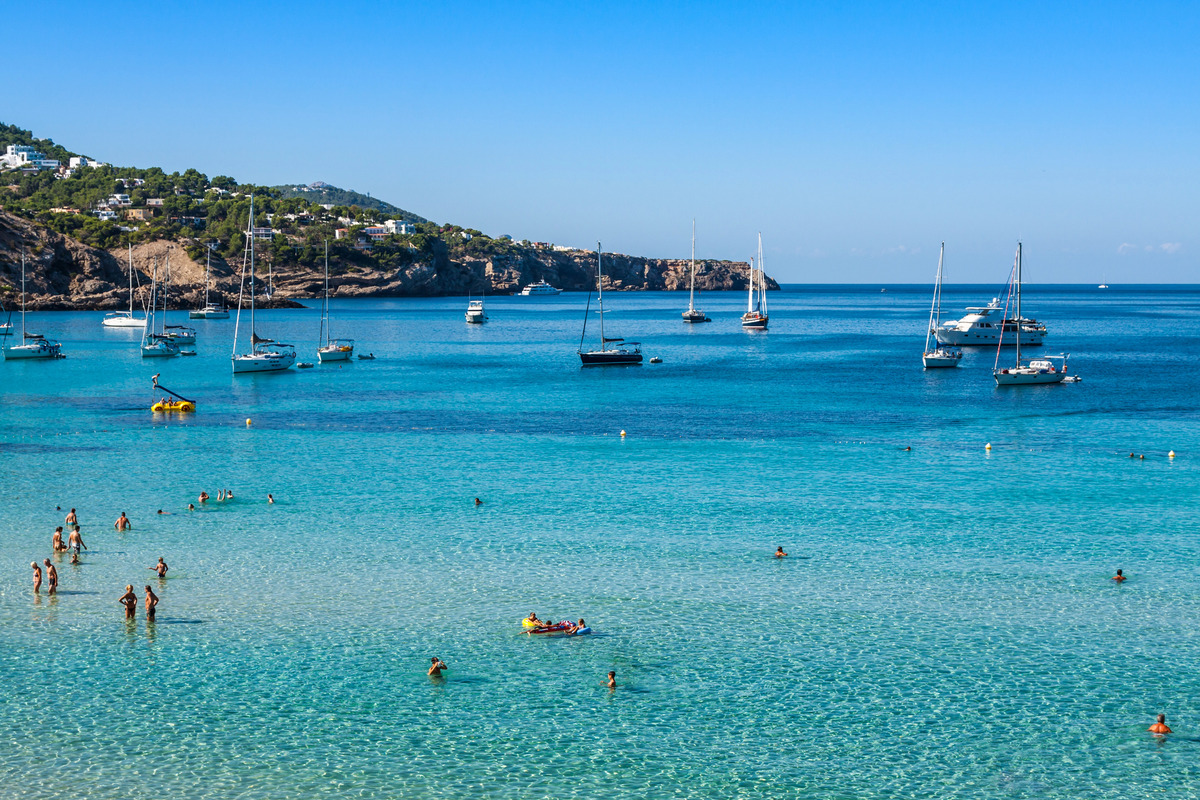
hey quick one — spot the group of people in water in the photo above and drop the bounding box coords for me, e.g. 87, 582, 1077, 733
30, 506, 169, 622
523, 613, 589, 635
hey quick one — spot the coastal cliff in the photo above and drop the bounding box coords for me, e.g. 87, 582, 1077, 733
0, 210, 774, 310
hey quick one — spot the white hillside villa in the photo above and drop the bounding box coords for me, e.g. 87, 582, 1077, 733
1, 144, 60, 171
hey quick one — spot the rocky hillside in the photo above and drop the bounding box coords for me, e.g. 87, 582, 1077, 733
0, 210, 773, 310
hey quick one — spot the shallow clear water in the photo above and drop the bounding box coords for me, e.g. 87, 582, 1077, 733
2, 285, 1199, 798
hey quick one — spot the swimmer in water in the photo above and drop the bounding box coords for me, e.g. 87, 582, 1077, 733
65, 508, 77, 526
68, 526, 87, 553
775, 547, 787, 558
52, 526, 66, 552
1149, 714, 1172, 735
217, 490, 225, 501
605, 671, 616, 689
119, 585, 137, 619
144, 586, 159, 620
525, 612, 540, 625
114, 512, 131, 531
1113, 569, 1126, 582
267, 494, 274, 504
474, 497, 482, 506
198, 491, 209, 504
43, 559, 57, 595
428, 657, 448, 677
148, 557, 168, 578
32, 562, 42, 593
226, 489, 234, 500
70, 550, 79, 564
566, 619, 586, 635
187, 503, 195, 512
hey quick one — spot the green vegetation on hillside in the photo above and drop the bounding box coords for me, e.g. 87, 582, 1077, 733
0, 123, 525, 274
273, 183, 427, 222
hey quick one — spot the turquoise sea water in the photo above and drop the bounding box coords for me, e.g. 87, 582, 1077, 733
2, 285, 1199, 799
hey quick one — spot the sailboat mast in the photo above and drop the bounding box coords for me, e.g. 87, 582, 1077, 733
249, 196, 256, 345
162, 249, 169, 335
204, 247, 211, 307
747, 258, 754, 313
128, 242, 134, 315
20, 253, 26, 338
597, 242, 605, 349
1014, 242, 1022, 365
321, 240, 330, 346
925, 243, 943, 353
688, 220, 696, 313
757, 233, 766, 315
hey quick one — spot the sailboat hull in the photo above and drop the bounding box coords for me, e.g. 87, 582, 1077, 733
580, 350, 642, 365
190, 309, 230, 319
922, 350, 962, 368
741, 313, 768, 329
102, 314, 147, 329
682, 310, 710, 323
233, 352, 297, 373
3, 343, 63, 360
317, 347, 353, 362
994, 369, 1065, 386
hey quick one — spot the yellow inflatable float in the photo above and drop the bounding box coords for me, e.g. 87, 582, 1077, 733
152, 399, 196, 413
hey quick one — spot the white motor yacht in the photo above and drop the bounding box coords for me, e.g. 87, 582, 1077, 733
519, 280, 561, 296
936, 297, 1046, 346
191, 302, 230, 319
465, 299, 487, 324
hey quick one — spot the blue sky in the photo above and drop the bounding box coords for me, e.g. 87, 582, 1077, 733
5, 1, 1197, 282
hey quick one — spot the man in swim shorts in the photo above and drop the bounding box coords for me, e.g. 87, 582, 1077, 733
1113, 569, 1126, 582
114, 512, 132, 531
428, 657, 448, 677
1149, 714, 1172, 734
144, 586, 159, 620
65, 508, 77, 526
119, 585, 138, 619
43, 559, 57, 595
148, 557, 168, 578
68, 526, 87, 553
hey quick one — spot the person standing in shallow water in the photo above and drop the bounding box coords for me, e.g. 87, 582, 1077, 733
144, 586, 159, 620
604, 671, 616, 689
428, 657, 448, 677
31, 562, 42, 593
148, 557, 168, 578
68, 526, 86, 553
1149, 714, 1172, 734
43, 559, 57, 595
52, 527, 66, 552
119, 585, 137, 619
65, 508, 77, 526
1113, 569, 1127, 582
114, 512, 131, 531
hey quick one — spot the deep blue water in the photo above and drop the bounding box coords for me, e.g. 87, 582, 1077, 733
1, 285, 1199, 798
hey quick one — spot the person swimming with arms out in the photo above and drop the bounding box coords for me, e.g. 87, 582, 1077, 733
43, 559, 57, 595
775, 547, 787, 558
1113, 569, 1127, 582
148, 557, 168, 578
119, 585, 138, 619
31, 562, 42, 593
114, 512, 132, 531
428, 657, 448, 677
144, 586, 159, 620
1149, 714, 1172, 735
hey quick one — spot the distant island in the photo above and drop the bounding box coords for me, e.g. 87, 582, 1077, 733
0, 123, 777, 310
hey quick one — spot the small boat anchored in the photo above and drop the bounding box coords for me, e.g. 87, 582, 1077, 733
993, 243, 1074, 386
317, 241, 355, 362
3, 254, 64, 360
141, 256, 181, 358
103, 243, 148, 329
232, 196, 296, 373
740, 234, 769, 329
922, 242, 962, 369
682, 220, 710, 323
519, 280, 562, 296
579, 242, 642, 365
190, 245, 230, 318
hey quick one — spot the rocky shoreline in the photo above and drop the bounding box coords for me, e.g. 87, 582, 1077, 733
0, 210, 777, 311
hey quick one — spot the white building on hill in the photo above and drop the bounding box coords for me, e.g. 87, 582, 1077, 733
1, 144, 60, 170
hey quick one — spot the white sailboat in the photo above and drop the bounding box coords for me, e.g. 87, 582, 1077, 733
579, 243, 642, 365
160, 248, 197, 346
1098, 274, 1109, 289
922, 242, 962, 368
682, 220, 709, 323
141, 256, 180, 358
190, 244, 230, 318
3, 254, 63, 360
317, 241, 354, 362
994, 243, 1071, 386
232, 196, 296, 374
103, 243, 148, 328
740, 234, 768, 329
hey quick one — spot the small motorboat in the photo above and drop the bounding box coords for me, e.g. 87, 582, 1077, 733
649, 357, 662, 363
297, 362, 314, 369
357, 353, 376, 360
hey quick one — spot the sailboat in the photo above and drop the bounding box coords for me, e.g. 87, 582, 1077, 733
579, 242, 642, 365
3, 254, 63, 360
0, 299, 11, 336
682, 220, 709, 323
993, 243, 1070, 386
317, 241, 354, 361
740, 234, 769, 329
159, 248, 197, 347
103, 243, 148, 328
1098, 274, 1109, 289
232, 196, 296, 373
190, 244, 230, 318
141, 256, 181, 358
922, 242, 962, 368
